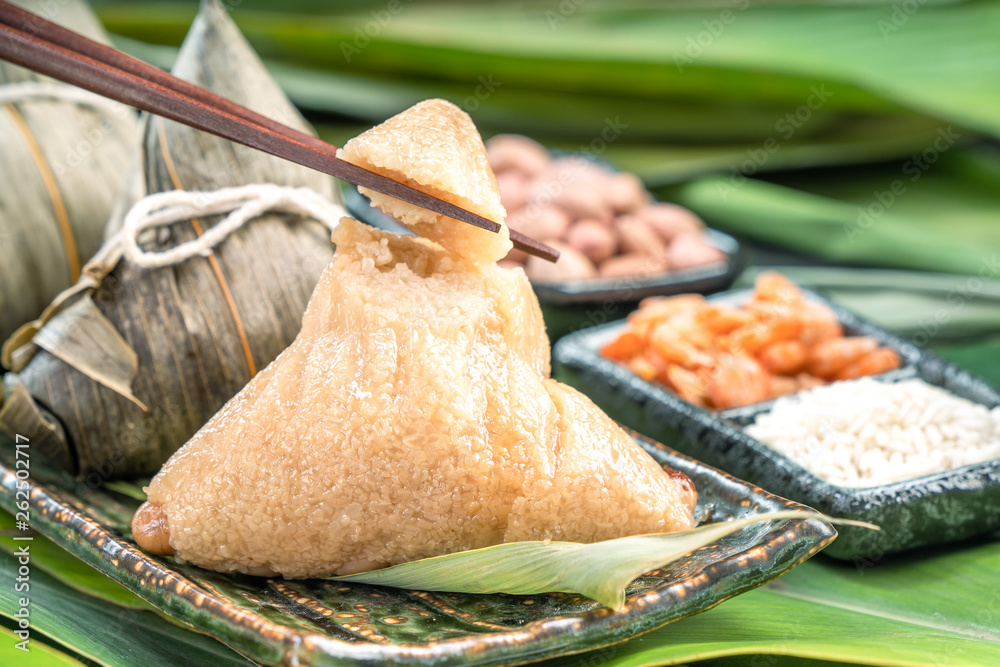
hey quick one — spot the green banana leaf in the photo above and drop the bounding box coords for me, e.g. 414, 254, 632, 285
0, 510, 151, 610
552, 535, 1000, 667
934, 338, 1000, 391
3, 519, 998, 666
0, 550, 257, 667
105, 33, 949, 188
110, 33, 943, 156
100, 1, 1000, 191
0, 622, 89, 667
94, 1, 1000, 140
673, 148, 1000, 275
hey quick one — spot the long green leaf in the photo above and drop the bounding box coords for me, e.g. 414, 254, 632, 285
97, 1, 1000, 139
546, 536, 1000, 667
0, 552, 257, 667
110, 33, 946, 185
100, 480, 147, 501
337, 511, 866, 610
673, 148, 1000, 275
934, 337, 1000, 390
0, 623, 88, 667
0, 509, 152, 610
112, 33, 918, 147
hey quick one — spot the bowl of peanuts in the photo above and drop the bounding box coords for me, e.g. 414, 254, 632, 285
343, 135, 746, 340
486, 135, 745, 337
553, 272, 1000, 561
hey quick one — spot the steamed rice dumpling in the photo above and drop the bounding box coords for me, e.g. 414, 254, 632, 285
340, 98, 511, 265
1, 0, 336, 478
132, 100, 696, 578
0, 0, 137, 343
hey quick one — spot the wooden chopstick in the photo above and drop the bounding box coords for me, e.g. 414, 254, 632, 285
0, 1, 559, 262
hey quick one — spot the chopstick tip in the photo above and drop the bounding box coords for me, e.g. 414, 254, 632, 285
510, 231, 559, 263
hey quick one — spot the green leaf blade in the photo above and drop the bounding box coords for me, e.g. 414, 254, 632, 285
336, 511, 840, 610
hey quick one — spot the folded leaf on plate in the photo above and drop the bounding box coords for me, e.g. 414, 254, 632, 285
337, 510, 862, 610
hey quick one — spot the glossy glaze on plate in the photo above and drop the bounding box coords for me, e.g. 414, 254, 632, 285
0, 429, 833, 666
553, 287, 1000, 561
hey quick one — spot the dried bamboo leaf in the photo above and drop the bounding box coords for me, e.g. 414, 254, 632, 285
11, 0, 339, 477
0, 0, 138, 343
2, 234, 125, 372
32, 297, 146, 410
0, 380, 72, 472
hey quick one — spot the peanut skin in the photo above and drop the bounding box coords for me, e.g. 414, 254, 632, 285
638, 204, 704, 242
496, 171, 529, 212
507, 206, 571, 241
618, 216, 666, 260
666, 233, 726, 270
535, 180, 612, 224
566, 219, 617, 264
485, 134, 551, 176
607, 172, 649, 213
599, 253, 666, 278
526, 242, 597, 282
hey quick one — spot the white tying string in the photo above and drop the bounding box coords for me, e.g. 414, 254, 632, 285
120, 184, 347, 269
0, 81, 132, 120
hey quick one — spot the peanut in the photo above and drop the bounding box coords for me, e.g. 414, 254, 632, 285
666, 233, 726, 270
566, 219, 617, 264
598, 253, 666, 278
485, 134, 551, 176
639, 204, 704, 242
526, 242, 597, 282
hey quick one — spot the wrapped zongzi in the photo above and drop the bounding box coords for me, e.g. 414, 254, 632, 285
1, 0, 341, 477
0, 0, 137, 343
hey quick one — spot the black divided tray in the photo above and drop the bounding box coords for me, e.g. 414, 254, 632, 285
553, 287, 1000, 561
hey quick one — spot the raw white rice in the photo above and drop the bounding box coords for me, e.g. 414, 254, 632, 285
745, 377, 1000, 487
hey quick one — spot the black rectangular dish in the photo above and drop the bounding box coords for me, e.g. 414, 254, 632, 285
553, 287, 1000, 561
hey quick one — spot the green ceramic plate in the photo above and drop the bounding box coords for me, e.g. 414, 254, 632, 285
0, 430, 834, 666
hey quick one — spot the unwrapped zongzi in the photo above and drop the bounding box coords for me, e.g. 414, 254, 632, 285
131, 99, 697, 578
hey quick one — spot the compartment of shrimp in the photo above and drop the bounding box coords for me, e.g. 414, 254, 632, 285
599, 271, 919, 413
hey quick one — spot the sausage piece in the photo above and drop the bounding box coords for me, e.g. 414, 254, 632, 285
131, 501, 175, 556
